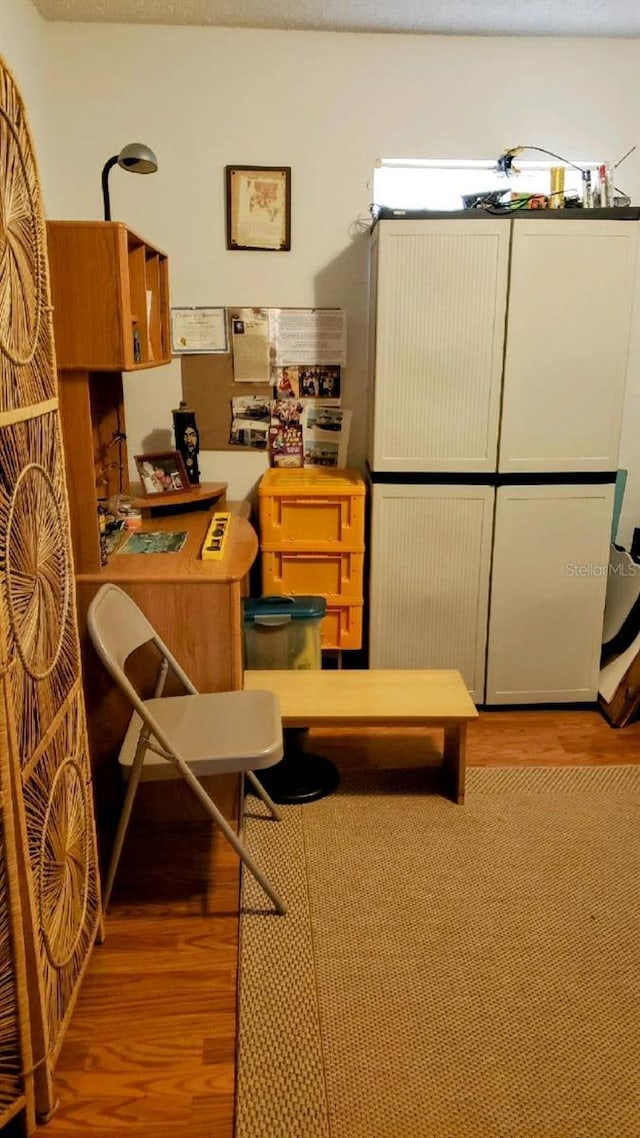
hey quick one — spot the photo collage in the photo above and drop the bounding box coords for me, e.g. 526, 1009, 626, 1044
227, 308, 350, 468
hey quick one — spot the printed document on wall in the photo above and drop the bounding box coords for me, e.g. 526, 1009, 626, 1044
171, 307, 228, 353
230, 308, 271, 381
271, 309, 347, 367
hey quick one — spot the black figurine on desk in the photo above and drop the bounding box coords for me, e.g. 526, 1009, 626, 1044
172, 399, 200, 484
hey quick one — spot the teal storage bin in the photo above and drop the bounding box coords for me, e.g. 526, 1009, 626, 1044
243, 595, 326, 670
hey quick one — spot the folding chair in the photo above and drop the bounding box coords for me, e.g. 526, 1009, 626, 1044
87, 583, 286, 915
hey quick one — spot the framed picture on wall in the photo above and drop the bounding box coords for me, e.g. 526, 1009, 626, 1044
134, 450, 189, 495
225, 165, 291, 251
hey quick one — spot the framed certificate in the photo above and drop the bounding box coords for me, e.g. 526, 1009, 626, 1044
171, 307, 228, 353
225, 165, 291, 251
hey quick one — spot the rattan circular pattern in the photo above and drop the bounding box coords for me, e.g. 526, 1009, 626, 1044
0, 104, 42, 367
39, 757, 90, 970
6, 463, 70, 680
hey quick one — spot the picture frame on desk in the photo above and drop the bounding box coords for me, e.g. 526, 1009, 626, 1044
225, 165, 291, 251
134, 450, 190, 496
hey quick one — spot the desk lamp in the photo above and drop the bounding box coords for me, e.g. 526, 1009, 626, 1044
101, 142, 158, 221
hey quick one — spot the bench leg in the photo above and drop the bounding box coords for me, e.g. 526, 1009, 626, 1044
443, 723, 466, 805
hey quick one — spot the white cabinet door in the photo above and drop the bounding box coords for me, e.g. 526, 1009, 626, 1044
369, 484, 494, 700
369, 219, 510, 473
499, 220, 638, 473
486, 483, 614, 703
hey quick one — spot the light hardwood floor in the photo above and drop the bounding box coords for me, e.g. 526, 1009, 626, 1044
31, 709, 640, 1138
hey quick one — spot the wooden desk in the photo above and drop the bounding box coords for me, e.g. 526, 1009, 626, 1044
76, 508, 257, 828
244, 669, 478, 803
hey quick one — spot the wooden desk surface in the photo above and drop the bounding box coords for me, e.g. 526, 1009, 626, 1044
244, 669, 478, 727
77, 509, 257, 586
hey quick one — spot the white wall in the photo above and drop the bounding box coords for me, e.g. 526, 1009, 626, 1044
4, 10, 640, 529
0, 0, 50, 175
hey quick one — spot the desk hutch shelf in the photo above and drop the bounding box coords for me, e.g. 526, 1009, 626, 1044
47, 220, 171, 574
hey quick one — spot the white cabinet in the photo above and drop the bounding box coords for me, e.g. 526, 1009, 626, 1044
368, 215, 638, 703
369, 484, 494, 701
499, 221, 638, 473
486, 484, 614, 702
369, 219, 510, 474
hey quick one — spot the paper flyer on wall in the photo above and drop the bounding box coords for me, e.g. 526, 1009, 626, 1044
229, 308, 271, 381
229, 395, 270, 449
303, 404, 351, 468
270, 309, 347, 368
268, 400, 304, 467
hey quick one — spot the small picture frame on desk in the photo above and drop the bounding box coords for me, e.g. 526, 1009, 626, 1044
225, 165, 291, 251
134, 450, 190, 496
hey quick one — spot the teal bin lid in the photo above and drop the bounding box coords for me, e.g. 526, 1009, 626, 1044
243, 595, 326, 626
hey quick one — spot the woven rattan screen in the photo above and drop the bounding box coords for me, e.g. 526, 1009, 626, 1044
0, 710, 34, 1132
0, 56, 102, 1124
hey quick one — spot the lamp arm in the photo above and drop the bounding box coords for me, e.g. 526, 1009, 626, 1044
101, 155, 118, 221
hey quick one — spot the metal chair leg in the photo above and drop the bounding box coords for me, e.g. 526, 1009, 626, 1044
246, 769, 283, 820
174, 757, 287, 915
102, 727, 150, 914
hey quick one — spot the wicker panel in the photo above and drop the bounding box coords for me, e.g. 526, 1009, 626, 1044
0, 54, 101, 1127
0, 828, 25, 1120
0, 414, 79, 770
0, 64, 56, 411
21, 691, 100, 1053
0, 677, 33, 1132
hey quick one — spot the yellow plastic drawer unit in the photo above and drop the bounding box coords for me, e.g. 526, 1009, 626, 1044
259, 467, 365, 551
321, 602, 363, 651
262, 549, 364, 602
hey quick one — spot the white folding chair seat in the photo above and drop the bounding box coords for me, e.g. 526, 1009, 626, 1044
119, 690, 283, 780
87, 583, 287, 915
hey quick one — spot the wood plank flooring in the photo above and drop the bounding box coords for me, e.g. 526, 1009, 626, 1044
35, 709, 640, 1138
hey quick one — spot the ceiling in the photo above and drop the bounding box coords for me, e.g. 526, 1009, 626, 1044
29, 0, 640, 38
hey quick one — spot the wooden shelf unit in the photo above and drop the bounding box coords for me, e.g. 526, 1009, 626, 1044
47, 221, 170, 371
47, 222, 257, 836
47, 221, 172, 574
128, 480, 228, 515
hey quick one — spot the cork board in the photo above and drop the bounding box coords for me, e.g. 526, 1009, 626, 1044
181, 306, 347, 452
181, 351, 272, 451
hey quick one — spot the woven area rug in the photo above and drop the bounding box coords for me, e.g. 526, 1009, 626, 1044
236, 765, 640, 1138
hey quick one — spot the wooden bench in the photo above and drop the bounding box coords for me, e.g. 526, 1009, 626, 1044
243, 669, 478, 804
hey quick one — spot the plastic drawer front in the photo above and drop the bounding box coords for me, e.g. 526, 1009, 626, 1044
259, 469, 365, 550
262, 550, 364, 602
260, 496, 365, 550
321, 602, 363, 651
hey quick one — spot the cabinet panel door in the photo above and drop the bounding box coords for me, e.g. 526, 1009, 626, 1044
370, 220, 509, 473
499, 220, 638, 473
486, 483, 614, 703
368, 484, 494, 700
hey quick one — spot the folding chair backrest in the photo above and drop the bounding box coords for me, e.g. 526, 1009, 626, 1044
87, 583, 158, 683
87, 584, 287, 916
